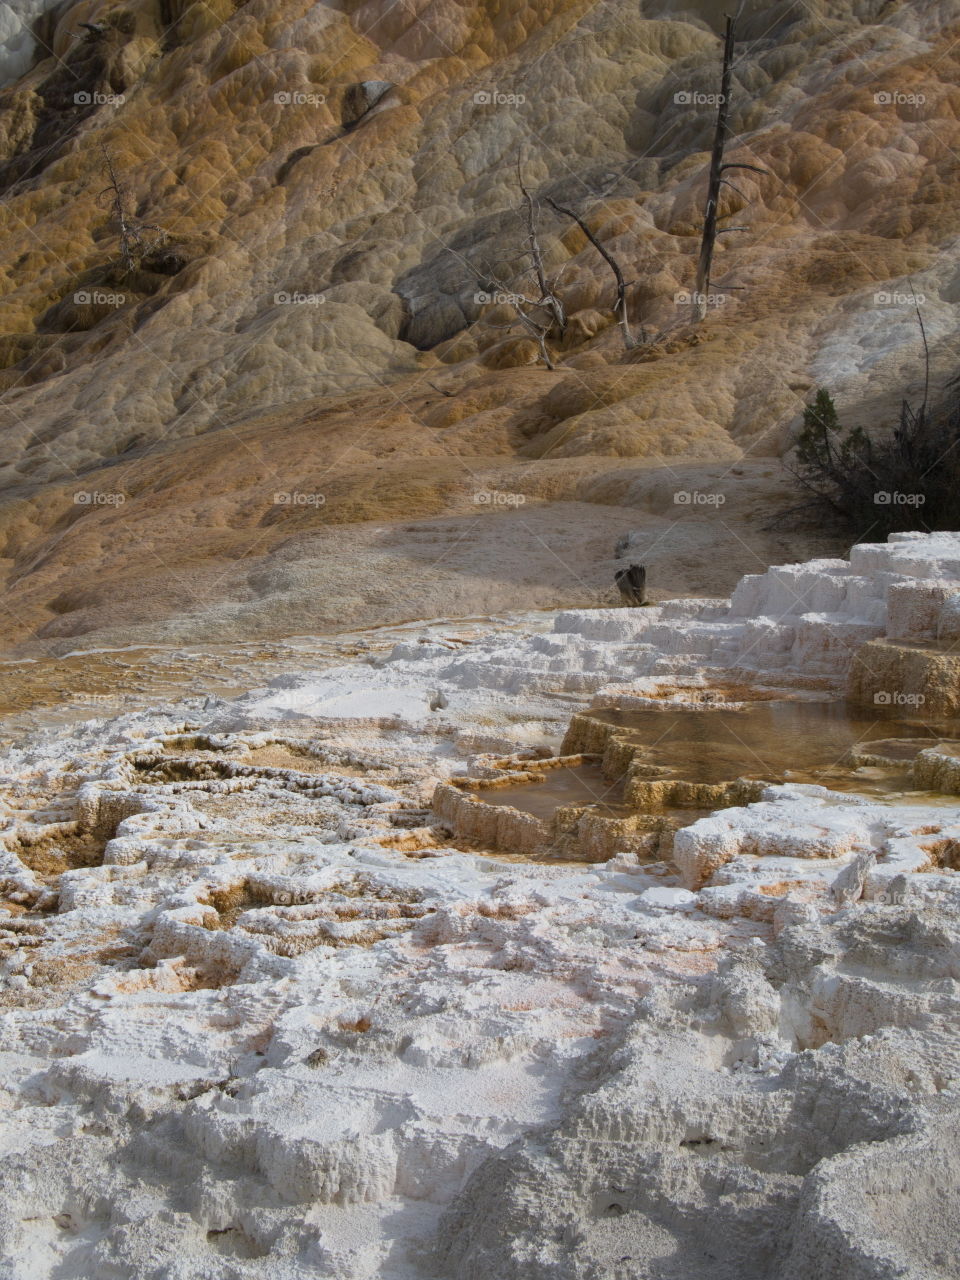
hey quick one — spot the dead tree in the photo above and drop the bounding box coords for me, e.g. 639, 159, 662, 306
472, 163, 569, 370
546, 197, 642, 348
97, 143, 165, 272
691, 6, 769, 322
517, 154, 566, 336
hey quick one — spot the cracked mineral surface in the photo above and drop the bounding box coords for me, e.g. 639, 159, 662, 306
0, 534, 957, 1278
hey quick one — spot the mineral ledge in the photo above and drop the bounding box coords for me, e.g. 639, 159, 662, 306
0, 533, 959, 1279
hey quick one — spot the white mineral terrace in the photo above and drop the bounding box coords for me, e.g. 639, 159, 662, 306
0, 533, 959, 1279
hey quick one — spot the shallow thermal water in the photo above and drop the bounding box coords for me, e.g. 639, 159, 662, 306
485, 762, 628, 818
484, 700, 960, 821
588, 698, 957, 785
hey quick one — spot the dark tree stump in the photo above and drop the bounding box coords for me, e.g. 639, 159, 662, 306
615, 564, 647, 606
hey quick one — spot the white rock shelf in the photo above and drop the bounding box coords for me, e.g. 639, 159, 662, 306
0, 535, 958, 1278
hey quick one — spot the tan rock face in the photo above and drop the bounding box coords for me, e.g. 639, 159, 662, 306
849, 637, 960, 719
912, 743, 960, 794
2, 0, 960, 647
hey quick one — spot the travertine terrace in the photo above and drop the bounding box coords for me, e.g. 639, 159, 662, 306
0, 534, 958, 1278
4, 0, 960, 1274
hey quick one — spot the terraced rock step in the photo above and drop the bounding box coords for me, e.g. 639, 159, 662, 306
0, 534, 957, 1278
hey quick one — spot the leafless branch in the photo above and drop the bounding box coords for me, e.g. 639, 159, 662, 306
720, 162, 771, 177
517, 151, 566, 335
908, 277, 930, 421
546, 196, 643, 348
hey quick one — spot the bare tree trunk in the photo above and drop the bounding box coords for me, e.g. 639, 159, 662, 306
692, 16, 735, 322
517, 153, 566, 334
910, 283, 930, 425
691, 9, 769, 322
546, 198, 641, 348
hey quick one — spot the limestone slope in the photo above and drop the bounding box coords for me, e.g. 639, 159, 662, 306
1, 0, 960, 646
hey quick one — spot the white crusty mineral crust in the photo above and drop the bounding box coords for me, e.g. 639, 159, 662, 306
0, 535, 957, 1277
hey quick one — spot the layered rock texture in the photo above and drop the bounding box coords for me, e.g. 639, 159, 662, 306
0, 534, 957, 1278
2, 0, 960, 648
